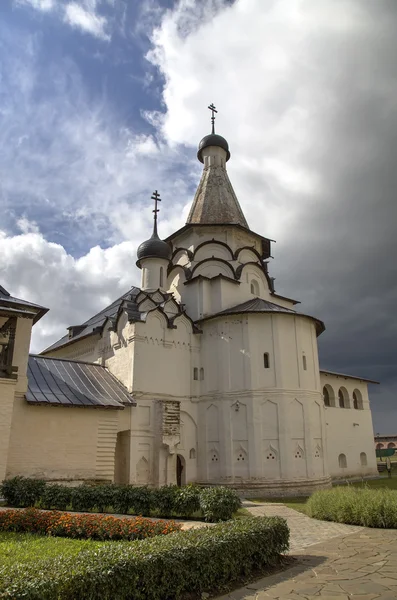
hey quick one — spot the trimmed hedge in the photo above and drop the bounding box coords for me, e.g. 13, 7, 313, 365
306, 486, 397, 528
0, 508, 181, 540
0, 516, 289, 600
1, 477, 241, 522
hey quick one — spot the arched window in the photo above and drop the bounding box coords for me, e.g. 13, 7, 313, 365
159, 266, 164, 288
376, 443, 383, 450
193, 368, 198, 380
352, 389, 363, 410
388, 442, 396, 449
250, 280, 259, 296
323, 385, 335, 407
323, 386, 330, 407
360, 452, 367, 466
263, 353, 270, 369
338, 387, 349, 408
302, 355, 307, 371
200, 368, 204, 381
338, 453, 347, 468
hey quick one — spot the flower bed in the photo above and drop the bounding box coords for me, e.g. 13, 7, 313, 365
1, 477, 242, 522
0, 508, 181, 541
0, 516, 289, 600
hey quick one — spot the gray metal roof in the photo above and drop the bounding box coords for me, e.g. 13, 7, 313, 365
42, 287, 141, 353
320, 369, 380, 385
0, 286, 48, 324
26, 355, 135, 408
186, 161, 249, 228
197, 297, 325, 335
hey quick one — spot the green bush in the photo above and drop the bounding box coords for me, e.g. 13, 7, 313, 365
306, 486, 397, 528
1, 477, 46, 508
40, 485, 72, 511
113, 485, 152, 515
0, 516, 289, 600
174, 484, 201, 516
199, 486, 242, 522
1, 477, 241, 522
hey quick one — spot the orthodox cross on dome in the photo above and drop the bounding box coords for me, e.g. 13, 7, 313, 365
151, 189, 161, 235
208, 103, 217, 134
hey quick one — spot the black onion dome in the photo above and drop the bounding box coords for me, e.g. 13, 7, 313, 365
197, 133, 230, 163
136, 231, 171, 266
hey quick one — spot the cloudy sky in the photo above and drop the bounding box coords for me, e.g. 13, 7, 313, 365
0, 0, 396, 432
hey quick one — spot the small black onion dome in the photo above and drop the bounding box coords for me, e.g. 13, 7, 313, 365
197, 133, 230, 163
136, 231, 171, 266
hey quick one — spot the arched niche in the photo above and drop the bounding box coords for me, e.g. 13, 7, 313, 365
172, 249, 191, 266
193, 241, 233, 263
338, 387, 350, 409
145, 308, 168, 331
323, 384, 335, 407
352, 389, 363, 410
236, 248, 261, 264
192, 259, 234, 280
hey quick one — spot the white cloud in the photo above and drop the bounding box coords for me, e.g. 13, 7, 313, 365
64, 1, 110, 40
14, 0, 54, 11
0, 228, 139, 352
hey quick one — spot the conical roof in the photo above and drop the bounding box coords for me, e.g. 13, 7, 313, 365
186, 132, 248, 227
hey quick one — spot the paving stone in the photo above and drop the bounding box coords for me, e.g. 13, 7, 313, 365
214, 505, 397, 600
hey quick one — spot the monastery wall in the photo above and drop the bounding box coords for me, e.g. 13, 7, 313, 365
320, 373, 377, 478
6, 397, 123, 482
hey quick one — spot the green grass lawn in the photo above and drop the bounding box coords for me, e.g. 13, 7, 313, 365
0, 531, 109, 568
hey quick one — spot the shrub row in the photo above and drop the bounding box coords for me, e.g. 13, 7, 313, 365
0, 508, 181, 541
1, 477, 241, 522
307, 486, 397, 528
0, 516, 289, 600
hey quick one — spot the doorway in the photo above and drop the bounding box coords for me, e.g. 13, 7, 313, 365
176, 454, 186, 486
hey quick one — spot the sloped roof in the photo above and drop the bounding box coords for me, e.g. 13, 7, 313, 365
186, 164, 249, 228
320, 369, 380, 384
196, 297, 325, 335
0, 286, 48, 324
26, 355, 135, 408
42, 287, 141, 353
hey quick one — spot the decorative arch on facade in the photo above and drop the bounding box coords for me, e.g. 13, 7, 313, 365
235, 444, 248, 463
208, 446, 220, 463
360, 452, 368, 466
338, 387, 350, 408
192, 240, 234, 262
191, 257, 235, 279
352, 389, 363, 410
144, 308, 169, 330
171, 247, 193, 265
189, 448, 196, 459
136, 456, 150, 484
376, 443, 384, 450
294, 444, 305, 459
235, 262, 272, 289
167, 262, 191, 280
234, 245, 263, 263
264, 444, 278, 461
323, 384, 335, 407
388, 442, 396, 449
338, 453, 347, 468
314, 444, 323, 459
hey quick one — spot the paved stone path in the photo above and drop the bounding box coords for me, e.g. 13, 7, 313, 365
242, 502, 362, 552
216, 503, 397, 599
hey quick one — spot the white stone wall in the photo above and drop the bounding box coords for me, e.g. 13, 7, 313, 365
320, 372, 378, 478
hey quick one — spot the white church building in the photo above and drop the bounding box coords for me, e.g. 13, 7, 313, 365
0, 111, 378, 495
